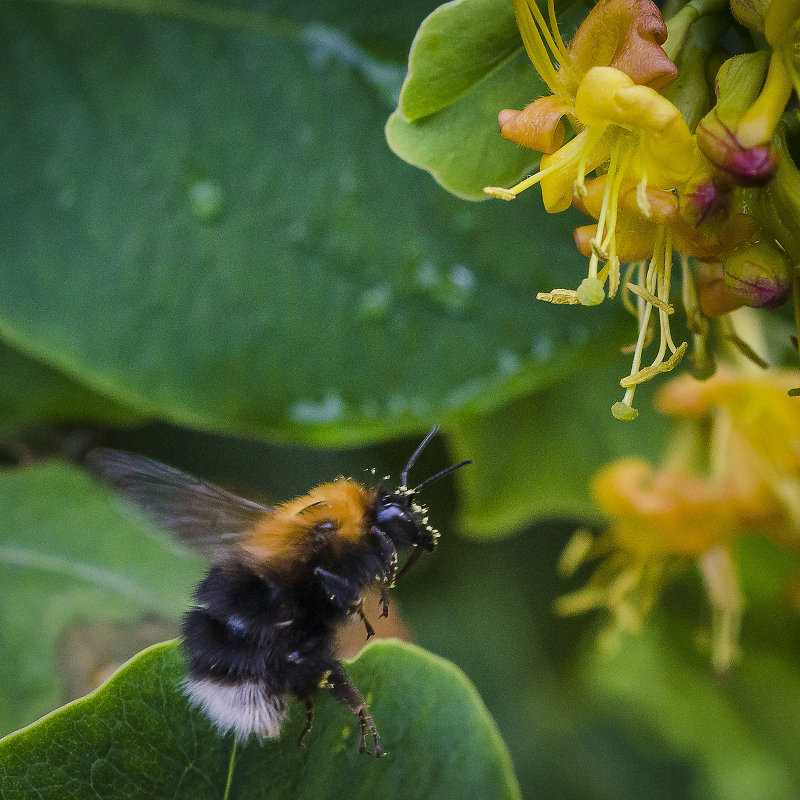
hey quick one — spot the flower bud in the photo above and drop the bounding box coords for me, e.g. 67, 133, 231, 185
681, 177, 732, 226
720, 235, 792, 309
696, 53, 780, 186
694, 261, 747, 317
730, 0, 771, 32
750, 128, 800, 263
697, 112, 779, 186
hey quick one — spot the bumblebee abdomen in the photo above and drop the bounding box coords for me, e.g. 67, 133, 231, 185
181, 562, 336, 739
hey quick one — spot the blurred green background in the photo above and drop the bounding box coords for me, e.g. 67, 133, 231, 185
2, 0, 800, 798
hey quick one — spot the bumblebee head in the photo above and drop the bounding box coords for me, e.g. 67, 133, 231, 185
373, 425, 471, 575
374, 488, 436, 552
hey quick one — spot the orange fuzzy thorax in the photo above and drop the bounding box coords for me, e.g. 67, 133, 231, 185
244, 479, 377, 564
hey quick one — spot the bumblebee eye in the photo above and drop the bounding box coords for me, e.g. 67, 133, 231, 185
375, 502, 418, 548
375, 503, 409, 525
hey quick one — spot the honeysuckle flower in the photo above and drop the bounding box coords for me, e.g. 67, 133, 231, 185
476, 0, 800, 419
494, 0, 678, 155
657, 368, 800, 534
557, 458, 746, 672
487, 66, 696, 319
558, 364, 800, 672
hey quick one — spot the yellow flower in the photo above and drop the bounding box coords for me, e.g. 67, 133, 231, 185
487, 68, 695, 305
557, 458, 745, 672
657, 368, 800, 538
559, 366, 800, 672
494, 0, 678, 155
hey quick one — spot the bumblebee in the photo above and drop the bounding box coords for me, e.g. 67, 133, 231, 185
86, 426, 469, 756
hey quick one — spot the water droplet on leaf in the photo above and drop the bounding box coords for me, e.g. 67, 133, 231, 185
187, 178, 225, 223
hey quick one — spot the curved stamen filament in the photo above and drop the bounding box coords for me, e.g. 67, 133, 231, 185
591, 143, 621, 267
619, 259, 656, 410
599, 145, 632, 297
599, 147, 631, 254
546, 0, 572, 74
620, 228, 687, 388
484, 151, 573, 199
659, 230, 680, 354
512, 0, 562, 90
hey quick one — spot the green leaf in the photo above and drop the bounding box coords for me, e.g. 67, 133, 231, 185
0, 341, 141, 438
387, 0, 542, 199
449, 331, 670, 537
0, 639, 522, 800
397, 0, 523, 122
386, 53, 544, 200
0, 460, 203, 737
0, 1, 618, 446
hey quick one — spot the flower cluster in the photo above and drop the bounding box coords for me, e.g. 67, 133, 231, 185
485, 0, 800, 418
557, 366, 800, 673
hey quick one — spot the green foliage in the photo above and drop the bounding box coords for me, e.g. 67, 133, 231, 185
449, 360, 670, 535
386, 0, 541, 198
0, 640, 521, 800
386, 0, 586, 198
4, 0, 800, 798
3, 0, 608, 452
0, 461, 203, 737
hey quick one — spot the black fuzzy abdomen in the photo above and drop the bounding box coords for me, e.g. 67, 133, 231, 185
181, 562, 337, 697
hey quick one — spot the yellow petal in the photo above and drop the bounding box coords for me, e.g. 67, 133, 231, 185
539, 127, 611, 212
574, 67, 694, 184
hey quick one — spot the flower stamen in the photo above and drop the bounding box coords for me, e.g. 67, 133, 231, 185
511, 0, 566, 91
625, 282, 674, 313
484, 146, 575, 200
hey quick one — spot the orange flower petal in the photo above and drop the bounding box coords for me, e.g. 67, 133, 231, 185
498, 97, 571, 154
566, 0, 678, 90
592, 458, 740, 556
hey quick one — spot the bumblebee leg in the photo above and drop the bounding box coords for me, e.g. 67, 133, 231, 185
314, 567, 375, 638
314, 567, 361, 609
356, 600, 375, 639
379, 588, 390, 619
297, 697, 314, 748
370, 526, 398, 585
328, 665, 384, 757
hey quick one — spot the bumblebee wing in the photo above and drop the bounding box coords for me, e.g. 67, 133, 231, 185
86, 448, 274, 558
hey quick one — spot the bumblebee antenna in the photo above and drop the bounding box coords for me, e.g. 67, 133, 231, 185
412, 459, 472, 493
401, 425, 440, 488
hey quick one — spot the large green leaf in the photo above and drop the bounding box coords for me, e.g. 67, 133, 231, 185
0, 639, 521, 800
0, 0, 612, 446
0, 460, 203, 736
0, 341, 141, 439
